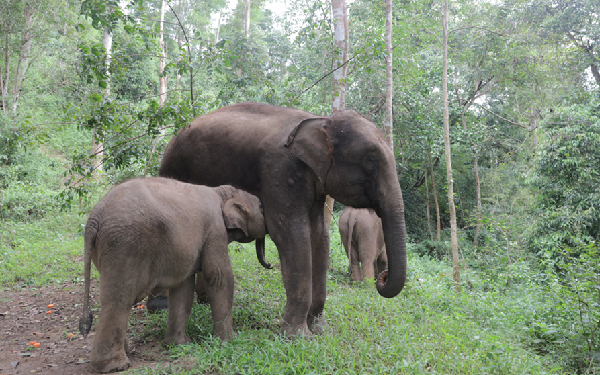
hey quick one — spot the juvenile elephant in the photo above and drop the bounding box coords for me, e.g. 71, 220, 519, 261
339, 207, 388, 281
159, 102, 408, 337
79, 178, 266, 373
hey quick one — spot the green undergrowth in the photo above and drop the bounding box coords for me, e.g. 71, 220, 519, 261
0, 212, 87, 287
127, 239, 565, 375
0, 212, 571, 374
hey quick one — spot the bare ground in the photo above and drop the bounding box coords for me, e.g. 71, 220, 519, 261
0, 280, 173, 374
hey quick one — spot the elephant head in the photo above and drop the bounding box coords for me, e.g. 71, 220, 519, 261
220, 187, 271, 269
285, 110, 407, 297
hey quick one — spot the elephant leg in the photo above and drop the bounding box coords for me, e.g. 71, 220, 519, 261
359, 246, 377, 281
308, 199, 329, 334
165, 275, 195, 345
203, 253, 235, 341
91, 282, 132, 373
266, 213, 313, 337
195, 271, 209, 304
349, 241, 363, 281
377, 247, 388, 276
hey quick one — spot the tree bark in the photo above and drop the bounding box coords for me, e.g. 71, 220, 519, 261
91, 27, 112, 174
243, 0, 251, 38
326, 0, 349, 230
441, 0, 460, 291
429, 153, 441, 242
425, 169, 433, 241
473, 153, 482, 246
158, 0, 167, 107
331, 0, 348, 112
1, 33, 9, 114
11, 1, 36, 113
214, 10, 222, 44
384, 0, 393, 151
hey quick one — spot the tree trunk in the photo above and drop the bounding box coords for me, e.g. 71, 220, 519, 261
331, 0, 348, 112
384, 0, 393, 151
590, 62, 600, 86
429, 153, 441, 242
91, 28, 112, 174
326, 0, 349, 229
441, 0, 460, 291
244, 0, 251, 38
473, 153, 482, 246
1, 33, 9, 114
158, 0, 167, 107
425, 169, 433, 241
11, 1, 36, 114
214, 10, 222, 44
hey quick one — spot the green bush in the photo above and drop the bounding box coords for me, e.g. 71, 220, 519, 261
0, 150, 64, 221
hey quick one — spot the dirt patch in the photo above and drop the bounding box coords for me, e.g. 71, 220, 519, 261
0, 281, 173, 374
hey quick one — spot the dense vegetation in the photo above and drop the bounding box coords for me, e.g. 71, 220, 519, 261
1, 0, 599, 373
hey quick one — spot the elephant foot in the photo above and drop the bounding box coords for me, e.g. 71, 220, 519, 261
91, 353, 131, 373
164, 333, 192, 346
280, 321, 314, 338
308, 314, 327, 335
147, 295, 169, 313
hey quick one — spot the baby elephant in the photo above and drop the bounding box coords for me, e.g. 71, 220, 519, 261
339, 207, 388, 281
79, 178, 266, 373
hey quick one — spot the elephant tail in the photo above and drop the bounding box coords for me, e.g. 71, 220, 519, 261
79, 219, 96, 337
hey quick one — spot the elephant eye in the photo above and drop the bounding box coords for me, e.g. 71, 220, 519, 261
363, 153, 378, 170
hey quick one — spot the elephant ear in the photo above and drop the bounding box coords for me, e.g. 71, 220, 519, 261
284, 117, 334, 186
222, 198, 250, 237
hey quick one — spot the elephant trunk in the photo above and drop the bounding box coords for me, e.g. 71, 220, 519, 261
256, 237, 272, 269
375, 188, 407, 298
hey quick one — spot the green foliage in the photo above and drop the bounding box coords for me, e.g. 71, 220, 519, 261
526, 243, 600, 372
528, 99, 600, 256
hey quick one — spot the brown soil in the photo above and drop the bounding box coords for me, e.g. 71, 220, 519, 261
0, 280, 172, 374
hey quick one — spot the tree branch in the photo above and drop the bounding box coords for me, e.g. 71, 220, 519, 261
474, 103, 528, 129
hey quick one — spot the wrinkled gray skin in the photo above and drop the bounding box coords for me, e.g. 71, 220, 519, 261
79, 178, 266, 373
159, 102, 408, 337
339, 207, 388, 281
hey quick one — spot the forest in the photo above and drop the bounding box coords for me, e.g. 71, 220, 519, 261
1, 0, 599, 373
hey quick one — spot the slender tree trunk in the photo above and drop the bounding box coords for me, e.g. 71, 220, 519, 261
158, 0, 167, 107
325, 0, 349, 231
384, 0, 393, 151
11, 1, 36, 114
441, 0, 460, 291
244, 0, 251, 38
429, 153, 441, 242
425, 169, 433, 241
91, 28, 112, 174
331, 0, 348, 112
1, 33, 9, 114
214, 10, 222, 44
590, 63, 600, 86
176, 30, 182, 100
473, 153, 482, 246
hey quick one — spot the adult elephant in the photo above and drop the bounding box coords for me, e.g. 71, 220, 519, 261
159, 102, 407, 337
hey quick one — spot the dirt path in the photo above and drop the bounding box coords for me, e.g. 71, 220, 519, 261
0, 281, 171, 374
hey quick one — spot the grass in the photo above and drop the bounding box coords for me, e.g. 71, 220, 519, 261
0, 212, 87, 287
0, 212, 569, 374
